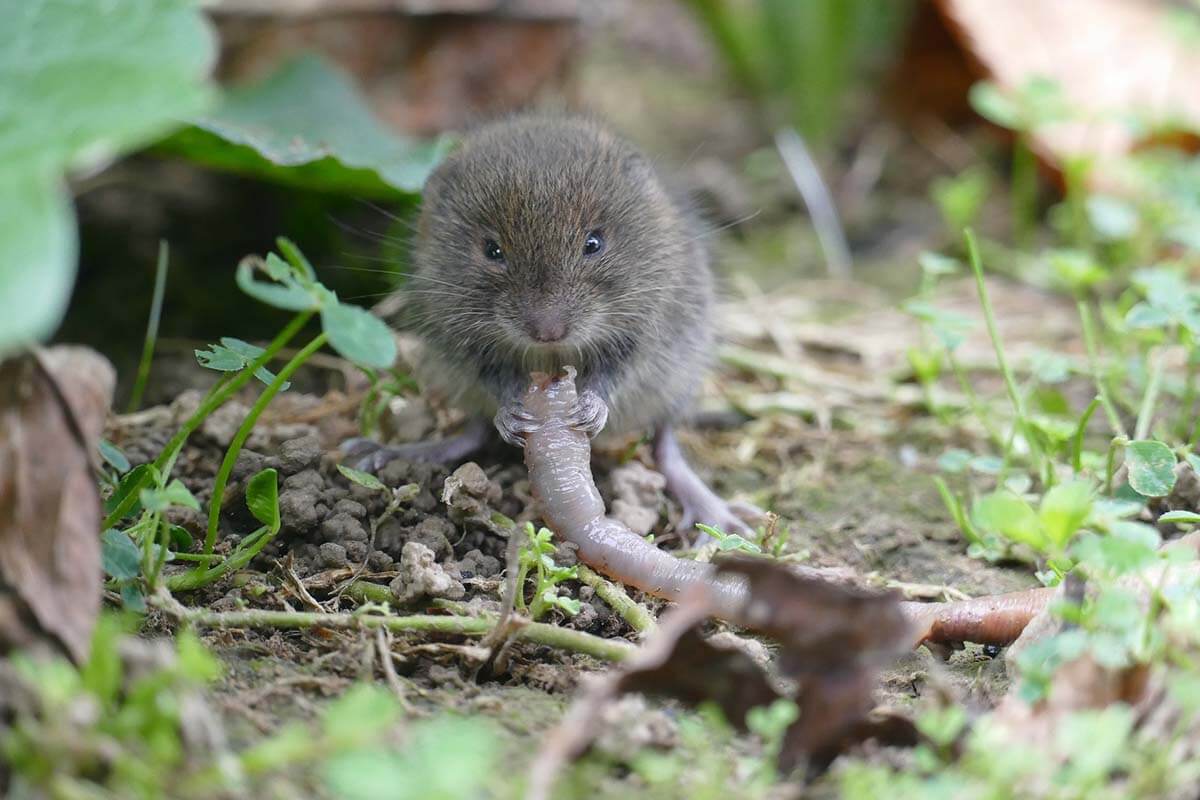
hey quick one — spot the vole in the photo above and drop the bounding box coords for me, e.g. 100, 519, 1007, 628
346, 114, 758, 536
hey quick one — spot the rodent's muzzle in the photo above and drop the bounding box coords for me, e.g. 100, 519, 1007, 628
525, 307, 569, 343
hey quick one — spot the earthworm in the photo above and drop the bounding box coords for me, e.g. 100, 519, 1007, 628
520, 368, 1048, 647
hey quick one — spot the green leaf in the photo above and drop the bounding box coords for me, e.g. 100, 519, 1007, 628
0, 172, 76, 354
322, 684, 399, 746
1124, 302, 1171, 330
168, 524, 194, 550
973, 491, 1044, 550
1187, 452, 1200, 476
164, 55, 451, 196
119, 582, 146, 613
1072, 522, 1161, 575
1086, 195, 1139, 240
968, 81, 1021, 128
1124, 440, 1178, 497
1159, 510, 1200, 525
1039, 480, 1094, 550
140, 478, 200, 513
0, 0, 215, 173
324, 716, 498, 800
321, 300, 397, 369
245, 469, 280, 533
715, 533, 762, 553
917, 251, 961, 277
105, 463, 156, 517
196, 337, 289, 388
0, 0, 215, 351
98, 440, 130, 474
336, 464, 387, 492
101, 529, 141, 580
236, 255, 317, 311
936, 449, 972, 473
554, 596, 583, 616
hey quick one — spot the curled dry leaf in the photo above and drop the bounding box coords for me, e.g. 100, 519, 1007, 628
527, 561, 918, 799
939, 0, 1200, 187
0, 347, 115, 662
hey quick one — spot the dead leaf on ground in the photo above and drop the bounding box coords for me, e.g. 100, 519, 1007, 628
939, 0, 1200, 188
0, 347, 115, 662
526, 560, 918, 799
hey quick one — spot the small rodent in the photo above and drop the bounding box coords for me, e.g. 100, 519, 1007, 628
348, 114, 757, 536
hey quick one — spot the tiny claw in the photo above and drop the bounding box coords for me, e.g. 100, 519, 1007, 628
565, 389, 609, 439
494, 403, 539, 448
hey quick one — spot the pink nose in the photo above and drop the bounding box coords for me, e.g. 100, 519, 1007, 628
527, 311, 568, 343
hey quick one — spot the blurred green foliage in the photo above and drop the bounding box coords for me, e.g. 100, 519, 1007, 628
684, 0, 914, 145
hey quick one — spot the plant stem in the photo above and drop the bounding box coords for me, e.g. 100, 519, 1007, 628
127, 240, 169, 413
964, 229, 1044, 478
168, 525, 278, 591
1071, 397, 1101, 474
159, 596, 633, 662
103, 311, 314, 529
577, 565, 656, 634
1134, 348, 1165, 441
201, 331, 328, 558
1078, 300, 1126, 437
1011, 134, 1037, 248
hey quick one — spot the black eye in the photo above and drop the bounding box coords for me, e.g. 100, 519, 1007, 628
583, 230, 605, 256
483, 239, 505, 262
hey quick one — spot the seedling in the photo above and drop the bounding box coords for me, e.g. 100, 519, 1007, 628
514, 522, 581, 619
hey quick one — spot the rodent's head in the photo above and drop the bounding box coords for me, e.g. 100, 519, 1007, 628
411, 115, 691, 372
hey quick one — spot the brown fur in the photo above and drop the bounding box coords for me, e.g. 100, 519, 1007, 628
404, 114, 714, 434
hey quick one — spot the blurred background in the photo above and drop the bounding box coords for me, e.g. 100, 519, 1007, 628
58, 0, 1200, 406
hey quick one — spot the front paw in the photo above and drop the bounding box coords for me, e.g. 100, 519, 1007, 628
494, 403, 539, 448
566, 389, 609, 439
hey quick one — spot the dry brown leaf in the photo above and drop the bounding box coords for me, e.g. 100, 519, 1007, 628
527, 561, 918, 798
940, 0, 1200, 185
0, 347, 115, 662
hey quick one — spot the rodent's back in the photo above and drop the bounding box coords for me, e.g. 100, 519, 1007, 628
408, 114, 714, 434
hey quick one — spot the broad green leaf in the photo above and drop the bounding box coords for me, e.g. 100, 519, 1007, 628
140, 478, 200, 513
165, 55, 452, 196
715, 533, 762, 553
973, 491, 1044, 550
0, 172, 75, 353
101, 529, 141, 580
0, 0, 215, 351
1125, 440, 1177, 497
1038, 480, 1093, 550
337, 464, 387, 492
0, 0, 215, 173
1072, 522, 1161, 575
324, 716, 498, 800
322, 300, 397, 369
195, 343, 247, 372
245, 468, 280, 533
1187, 452, 1200, 476
322, 684, 399, 745
119, 583, 147, 613
98, 440, 130, 474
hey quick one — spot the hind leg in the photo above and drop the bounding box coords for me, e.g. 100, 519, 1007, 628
653, 426, 763, 541
341, 417, 492, 471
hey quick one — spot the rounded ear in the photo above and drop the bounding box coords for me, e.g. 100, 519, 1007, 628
621, 153, 655, 181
